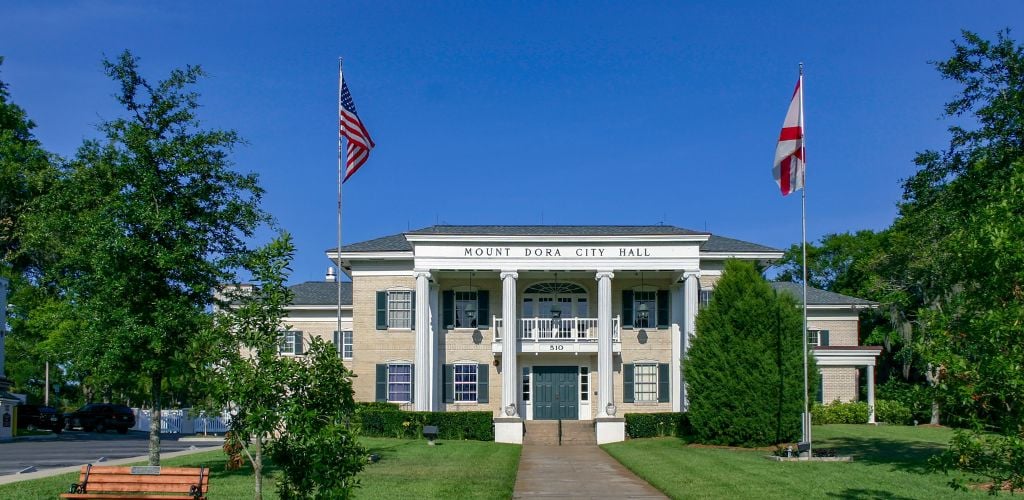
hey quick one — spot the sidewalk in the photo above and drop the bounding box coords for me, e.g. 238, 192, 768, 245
513, 444, 666, 499
0, 444, 221, 485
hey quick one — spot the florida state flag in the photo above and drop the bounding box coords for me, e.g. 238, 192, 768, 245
773, 76, 805, 196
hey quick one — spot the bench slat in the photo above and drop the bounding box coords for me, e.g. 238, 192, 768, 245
84, 475, 209, 485
79, 483, 208, 493
77, 466, 210, 476
61, 495, 202, 500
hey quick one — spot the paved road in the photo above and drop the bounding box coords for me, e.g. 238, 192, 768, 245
0, 431, 210, 476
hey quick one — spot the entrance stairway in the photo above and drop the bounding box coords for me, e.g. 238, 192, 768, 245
523, 420, 596, 446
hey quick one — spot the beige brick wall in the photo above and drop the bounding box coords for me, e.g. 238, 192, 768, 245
350, 275, 417, 406
807, 317, 859, 346
821, 367, 858, 403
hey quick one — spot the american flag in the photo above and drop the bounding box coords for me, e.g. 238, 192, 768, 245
340, 78, 375, 182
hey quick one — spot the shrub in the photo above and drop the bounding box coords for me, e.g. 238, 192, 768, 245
624, 412, 691, 439
355, 409, 493, 441
874, 399, 912, 425
356, 401, 400, 412
811, 400, 869, 424
685, 260, 814, 447
876, 379, 932, 423
932, 430, 1024, 494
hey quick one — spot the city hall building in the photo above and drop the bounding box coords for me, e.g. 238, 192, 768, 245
281, 225, 879, 444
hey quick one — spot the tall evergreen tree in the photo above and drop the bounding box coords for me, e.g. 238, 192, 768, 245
685, 260, 813, 447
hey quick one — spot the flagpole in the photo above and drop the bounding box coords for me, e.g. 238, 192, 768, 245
799, 62, 811, 456
337, 57, 345, 348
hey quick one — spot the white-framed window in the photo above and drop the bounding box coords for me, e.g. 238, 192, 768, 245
454, 363, 478, 402
634, 291, 657, 329
388, 290, 413, 329
808, 329, 822, 347
278, 331, 301, 356
455, 290, 478, 328
342, 331, 353, 359
522, 367, 531, 402
580, 367, 590, 402
634, 363, 658, 402
387, 363, 412, 403
699, 289, 714, 310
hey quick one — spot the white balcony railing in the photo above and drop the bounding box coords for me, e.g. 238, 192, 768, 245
493, 316, 621, 343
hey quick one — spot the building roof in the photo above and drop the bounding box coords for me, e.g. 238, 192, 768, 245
333, 225, 779, 254
289, 281, 352, 306
770, 282, 877, 307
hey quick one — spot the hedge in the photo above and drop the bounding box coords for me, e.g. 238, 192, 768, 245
355, 408, 493, 441
874, 399, 912, 425
811, 399, 911, 425
625, 412, 691, 439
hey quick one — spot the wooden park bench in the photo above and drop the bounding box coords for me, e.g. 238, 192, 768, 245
60, 464, 209, 500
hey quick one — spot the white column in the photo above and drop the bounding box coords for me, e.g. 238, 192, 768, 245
867, 364, 876, 424
429, 282, 440, 411
414, 271, 432, 411
681, 271, 700, 410
500, 271, 519, 416
669, 282, 685, 412
596, 271, 615, 417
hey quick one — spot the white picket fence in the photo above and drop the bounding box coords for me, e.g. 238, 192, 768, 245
131, 408, 232, 435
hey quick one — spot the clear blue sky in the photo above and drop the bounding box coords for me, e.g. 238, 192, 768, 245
3, 1, 1022, 283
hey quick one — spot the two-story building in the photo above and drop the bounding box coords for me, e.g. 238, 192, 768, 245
280, 225, 879, 443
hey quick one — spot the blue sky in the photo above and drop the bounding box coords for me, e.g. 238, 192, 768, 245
3, 1, 1022, 283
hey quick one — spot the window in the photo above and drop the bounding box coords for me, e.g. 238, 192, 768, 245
455, 291, 478, 328
522, 367, 531, 401
580, 367, 589, 402
454, 363, 478, 402
634, 363, 658, 402
334, 330, 353, 359
387, 364, 412, 402
699, 289, 714, 310
388, 291, 412, 329
278, 331, 301, 356
634, 291, 657, 329
808, 329, 823, 347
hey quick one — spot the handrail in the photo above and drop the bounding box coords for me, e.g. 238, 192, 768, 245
491, 316, 621, 342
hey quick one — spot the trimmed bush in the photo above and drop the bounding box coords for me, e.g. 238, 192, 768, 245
685, 260, 815, 447
625, 412, 691, 439
811, 401, 869, 424
356, 401, 401, 412
874, 399, 912, 425
876, 379, 933, 423
355, 409, 493, 441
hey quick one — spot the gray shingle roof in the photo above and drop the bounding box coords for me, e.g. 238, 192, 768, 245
770, 282, 876, 307
289, 281, 352, 306
334, 225, 776, 254
701, 235, 781, 253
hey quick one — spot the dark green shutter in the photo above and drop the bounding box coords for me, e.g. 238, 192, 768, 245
409, 364, 415, 403
816, 373, 824, 403
658, 363, 670, 402
375, 364, 387, 402
294, 332, 304, 355
410, 291, 416, 330
656, 290, 670, 328
477, 364, 489, 403
820, 330, 830, 346
477, 291, 490, 327
376, 291, 387, 330
623, 363, 635, 403
442, 290, 455, 329
333, 331, 342, 357
622, 290, 634, 328
444, 364, 454, 403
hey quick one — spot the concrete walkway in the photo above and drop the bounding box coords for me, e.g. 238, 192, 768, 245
513, 445, 666, 499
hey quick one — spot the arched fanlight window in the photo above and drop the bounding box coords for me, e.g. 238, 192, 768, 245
523, 282, 587, 295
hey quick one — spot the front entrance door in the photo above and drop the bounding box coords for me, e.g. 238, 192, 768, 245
532, 366, 578, 420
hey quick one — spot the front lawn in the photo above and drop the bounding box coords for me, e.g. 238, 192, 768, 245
0, 437, 521, 499
602, 424, 987, 499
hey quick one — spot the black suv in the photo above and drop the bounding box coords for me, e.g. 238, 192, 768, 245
65, 403, 136, 434
15, 404, 65, 433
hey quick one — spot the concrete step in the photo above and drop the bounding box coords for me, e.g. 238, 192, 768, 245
524, 421, 596, 446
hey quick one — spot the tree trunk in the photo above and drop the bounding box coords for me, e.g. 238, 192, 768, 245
253, 438, 263, 500
930, 399, 941, 425
925, 363, 942, 425
148, 372, 162, 466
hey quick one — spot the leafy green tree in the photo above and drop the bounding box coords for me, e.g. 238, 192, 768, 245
217, 235, 296, 499
22, 51, 266, 464
271, 337, 365, 499
685, 260, 814, 447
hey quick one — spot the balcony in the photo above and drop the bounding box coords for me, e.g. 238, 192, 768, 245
492, 316, 622, 354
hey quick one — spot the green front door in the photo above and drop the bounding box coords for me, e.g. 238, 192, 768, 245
533, 366, 578, 420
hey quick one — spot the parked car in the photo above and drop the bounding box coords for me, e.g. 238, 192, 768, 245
64, 403, 136, 434
15, 404, 65, 433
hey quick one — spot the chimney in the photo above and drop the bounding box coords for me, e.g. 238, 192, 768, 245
326, 267, 337, 282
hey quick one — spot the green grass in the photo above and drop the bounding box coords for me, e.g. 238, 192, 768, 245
0, 437, 521, 499
602, 424, 989, 499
